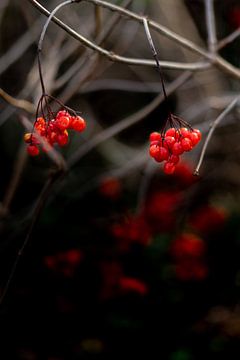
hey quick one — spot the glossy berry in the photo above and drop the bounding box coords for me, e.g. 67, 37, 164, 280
164, 162, 176, 174
57, 130, 69, 147
71, 116, 86, 132
181, 138, 193, 151
55, 116, 70, 130
27, 144, 39, 156
149, 132, 161, 142
154, 147, 169, 162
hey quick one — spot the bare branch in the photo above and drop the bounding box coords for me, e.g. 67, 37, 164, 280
204, 0, 217, 53
194, 96, 240, 176
217, 28, 240, 50
27, 0, 240, 79
0, 88, 35, 113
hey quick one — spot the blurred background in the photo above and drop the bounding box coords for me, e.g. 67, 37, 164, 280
0, 0, 240, 358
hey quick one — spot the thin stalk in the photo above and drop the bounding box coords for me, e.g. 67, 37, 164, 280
37, 0, 75, 94
143, 17, 170, 114
194, 96, 240, 176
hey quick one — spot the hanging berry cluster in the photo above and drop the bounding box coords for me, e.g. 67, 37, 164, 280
24, 96, 86, 156
149, 117, 202, 175
143, 19, 202, 175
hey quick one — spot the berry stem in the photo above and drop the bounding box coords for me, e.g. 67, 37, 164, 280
37, 0, 76, 95
143, 17, 172, 116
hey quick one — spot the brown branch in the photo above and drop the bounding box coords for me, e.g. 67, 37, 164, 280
0, 88, 34, 113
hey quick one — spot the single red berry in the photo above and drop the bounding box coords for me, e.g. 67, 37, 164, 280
55, 116, 70, 130
188, 132, 199, 146
71, 116, 86, 132
57, 130, 69, 146
56, 110, 70, 120
27, 144, 39, 156
172, 141, 184, 155
180, 127, 190, 138
165, 128, 180, 139
193, 129, 202, 141
171, 233, 206, 258
149, 132, 161, 142
154, 146, 169, 162
149, 144, 160, 158
164, 162, 176, 174
181, 137, 193, 151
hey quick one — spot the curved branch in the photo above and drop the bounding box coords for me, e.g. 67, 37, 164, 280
194, 96, 240, 176
27, 0, 209, 71
27, 0, 240, 79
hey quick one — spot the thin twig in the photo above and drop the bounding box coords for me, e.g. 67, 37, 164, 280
94, 4, 102, 38
217, 28, 240, 50
26, 0, 208, 71
37, 0, 74, 94
54, 0, 134, 90
82, 0, 240, 79
194, 96, 240, 176
0, 88, 35, 113
204, 0, 217, 53
143, 18, 169, 107
27, 0, 240, 78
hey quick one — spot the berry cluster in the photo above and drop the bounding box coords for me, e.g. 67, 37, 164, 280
24, 109, 86, 156
149, 127, 202, 174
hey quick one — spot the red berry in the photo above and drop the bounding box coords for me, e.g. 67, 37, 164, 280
164, 162, 176, 174
57, 130, 68, 146
56, 110, 70, 119
193, 129, 202, 141
27, 144, 39, 156
171, 233, 206, 259
71, 116, 86, 132
181, 137, 193, 151
149, 132, 161, 142
165, 128, 180, 139
154, 146, 169, 162
180, 127, 190, 138
172, 141, 184, 155
55, 116, 70, 130
188, 132, 199, 146
168, 154, 180, 164
149, 144, 159, 158
163, 136, 175, 150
